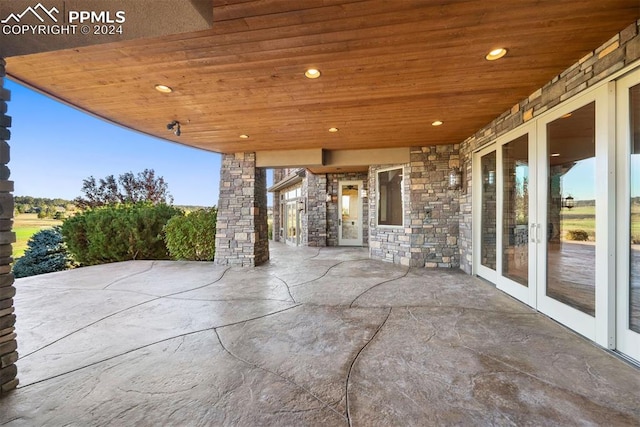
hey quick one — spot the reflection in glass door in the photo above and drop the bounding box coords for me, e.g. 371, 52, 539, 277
545, 102, 596, 317
616, 72, 640, 363
502, 134, 530, 286
496, 128, 537, 307
481, 151, 497, 271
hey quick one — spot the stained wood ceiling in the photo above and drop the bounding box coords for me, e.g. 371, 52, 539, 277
6, 0, 640, 155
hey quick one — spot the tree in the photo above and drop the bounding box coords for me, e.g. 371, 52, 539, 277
13, 227, 74, 278
74, 169, 173, 209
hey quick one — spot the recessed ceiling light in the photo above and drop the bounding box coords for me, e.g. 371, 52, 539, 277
328, 127, 339, 132
239, 134, 250, 139
561, 113, 573, 119
551, 153, 560, 157
432, 120, 443, 126
485, 48, 507, 61
305, 68, 321, 79
154, 84, 173, 93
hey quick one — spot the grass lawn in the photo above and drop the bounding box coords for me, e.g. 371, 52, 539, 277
13, 213, 63, 259
560, 204, 640, 242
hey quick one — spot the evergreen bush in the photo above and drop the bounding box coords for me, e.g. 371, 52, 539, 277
13, 226, 74, 278
62, 203, 182, 265
164, 208, 217, 261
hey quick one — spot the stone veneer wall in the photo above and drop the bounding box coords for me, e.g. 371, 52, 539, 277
369, 145, 460, 267
458, 21, 640, 274
302, 171, 327, 247
326, 172, 368, 247
0, 58, 17, 395
215, 152, 269, 266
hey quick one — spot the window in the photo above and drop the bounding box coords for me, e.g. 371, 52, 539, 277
377, 167, 404, 226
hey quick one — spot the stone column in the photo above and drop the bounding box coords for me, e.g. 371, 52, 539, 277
0, 58, 18, 395
215, 152, 269, 266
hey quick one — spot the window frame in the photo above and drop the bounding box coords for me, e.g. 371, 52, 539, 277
376, 166, 405, 228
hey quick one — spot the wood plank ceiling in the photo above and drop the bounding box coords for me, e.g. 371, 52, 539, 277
6, 0, 640, 155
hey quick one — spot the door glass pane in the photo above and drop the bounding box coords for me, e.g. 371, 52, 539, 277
502, 135, 529, 286
481, 151, 497, 270
629, 84, 640, 332
547, 102, 596, 316
341, 184, 359, 240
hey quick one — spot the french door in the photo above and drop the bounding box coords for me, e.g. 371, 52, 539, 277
338, 181, 363, 246
475, 84, 613, 348
616, 71, 640, 362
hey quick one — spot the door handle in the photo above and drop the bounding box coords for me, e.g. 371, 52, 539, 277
530, 223, 536, 243
339, 218, 342, 226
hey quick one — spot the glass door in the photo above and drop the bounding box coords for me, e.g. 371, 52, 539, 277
536, 85, 612, 345
285, 200, 299, 246
474, 146, 497, 283
495, 125, 537, 307
616, 71, 640, 362
338, 181, 363, 246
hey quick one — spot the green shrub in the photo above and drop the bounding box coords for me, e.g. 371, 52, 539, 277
62, 203, 182, 265
164, 208, 217, 261
566, 229, 589, 241
13, 227, 74, 278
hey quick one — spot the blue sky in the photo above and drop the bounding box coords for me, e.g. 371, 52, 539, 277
5, 79, 223, 206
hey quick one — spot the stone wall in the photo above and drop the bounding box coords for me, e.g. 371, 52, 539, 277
215, 152, 269, 266
458, 21, 640, 274
369, 145, 460, 267
0, 58, 17, 395
303, 171, 327, 247
326, 172, 368, 247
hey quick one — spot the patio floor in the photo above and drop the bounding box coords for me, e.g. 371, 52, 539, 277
1, 243, 639, 426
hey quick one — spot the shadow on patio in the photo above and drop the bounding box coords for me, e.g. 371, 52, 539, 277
1, 242, 639, 425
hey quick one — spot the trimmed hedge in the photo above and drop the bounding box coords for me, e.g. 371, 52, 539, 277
13, 226, 74, 278
62, 203, 182, 265
164, 208, 217, 261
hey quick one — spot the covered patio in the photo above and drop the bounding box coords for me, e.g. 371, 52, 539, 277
1, 244, 639, 425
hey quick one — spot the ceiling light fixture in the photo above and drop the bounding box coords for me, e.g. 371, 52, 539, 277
155, 84, 173, 93
328, 127, 339, 132
432, 120, 443, 126
239, 134, 250, 139
305, 68, 321, 79
561, 113, 573, 119
551, 153, 560, 157
485, 48, 507, 61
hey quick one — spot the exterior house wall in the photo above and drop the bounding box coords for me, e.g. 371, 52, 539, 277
0, 57, 18, 395
369, 144, 460, 267
303, 172, 327, 247
458, 20, 640, 274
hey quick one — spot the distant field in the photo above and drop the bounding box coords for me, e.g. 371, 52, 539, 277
561, 204, 640, 241
13, 213, 63, 259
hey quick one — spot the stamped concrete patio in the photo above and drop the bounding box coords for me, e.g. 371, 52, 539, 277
1, 243, 639, 426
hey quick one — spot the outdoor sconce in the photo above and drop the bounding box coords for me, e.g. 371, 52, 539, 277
562, 195, 575, 209
448, 167, 461, 190
360, 189, 368, 198
326, 193, 333, 203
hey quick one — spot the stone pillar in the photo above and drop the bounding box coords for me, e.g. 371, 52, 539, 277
0, 58, 18, 395
215, 152, 269, 266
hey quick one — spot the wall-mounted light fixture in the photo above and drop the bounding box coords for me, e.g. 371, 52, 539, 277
167, 120, 181, 136
325, 193, 333, 203
562, 195, 575, 209
448, 167, 461, 190
360, 189, 368, 199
